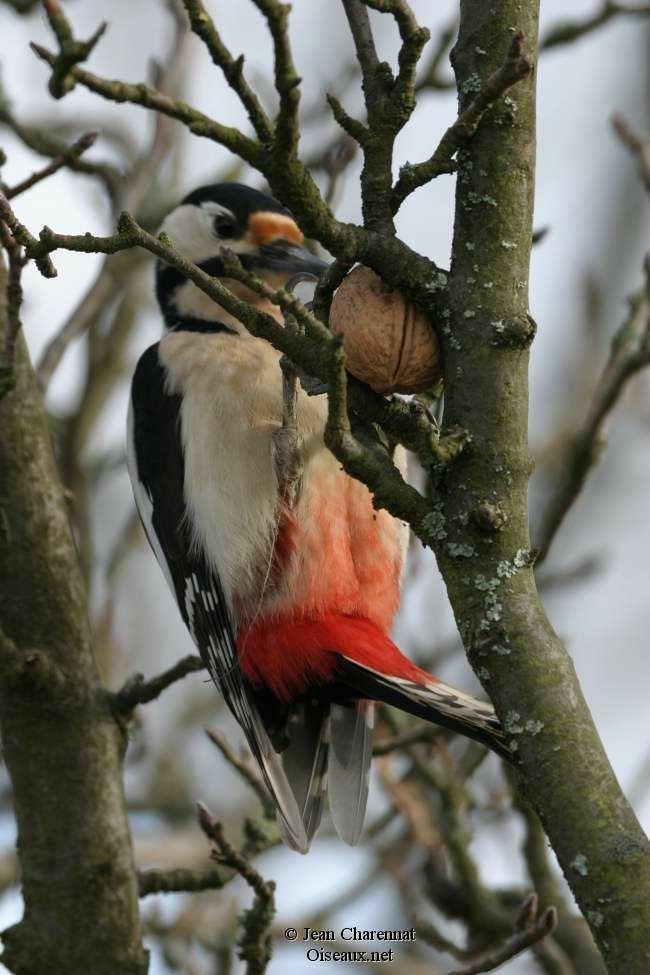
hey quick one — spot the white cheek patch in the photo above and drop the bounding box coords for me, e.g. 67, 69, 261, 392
159, 202, 258, 264
159, 204, 222, 263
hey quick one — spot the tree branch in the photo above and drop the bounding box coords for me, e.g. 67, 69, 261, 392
112, 655, 204, 713
251, 0, 301, 157
392, 32, 532, 212
198, 802, 276, 975
181, 0, 273, 142
447, 897, 557, 975
440, 3, 650, 966
0, 218, 25, 400
30, 41, 265, 169
3, 130, 97, 199
541, 1, 650, 50
536, 262, 650, 562
32, 1, 451, 313
341, 0, 429, 232
611, 112, 650, 192
138, 865, 226, 897
206, 729, 276, 818
415, 17, 456, 93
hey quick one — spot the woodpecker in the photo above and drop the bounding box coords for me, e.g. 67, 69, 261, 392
127, 182, 509, 853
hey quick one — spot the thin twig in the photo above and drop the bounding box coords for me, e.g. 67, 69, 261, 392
0, 81, 120, 201
415, 18, 456, 93
541, 1, 650, 50
341, 0, 428, 232
181, 0, 273, 142
138, 865, 226, 896
373, 724, 439, 755
250, 0, 301, 157
30, 1, 452, 314
612, 112, 650, 192
37, 2, 190, 387
4, 131, 97, 199
363, 0, 430, 104
30, 41, 264, 169
446, 903, 557, 975
392, 31, 532, 211
536, 262, 650, 562
36, 249, 149, 387
205, 729, 275, 818
113, 655, 204, 713
198, 803, 276, 975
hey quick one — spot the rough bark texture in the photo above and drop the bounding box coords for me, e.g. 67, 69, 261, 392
435, 3, 650, 970
0, 262, 148, 975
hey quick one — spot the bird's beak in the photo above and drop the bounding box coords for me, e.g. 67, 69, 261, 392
243, 239, 329, 276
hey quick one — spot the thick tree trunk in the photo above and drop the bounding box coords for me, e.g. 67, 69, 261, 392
0, 263, 147, 974
436, 2, 650, 970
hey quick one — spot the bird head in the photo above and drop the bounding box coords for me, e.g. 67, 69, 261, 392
156, 182, 328, 329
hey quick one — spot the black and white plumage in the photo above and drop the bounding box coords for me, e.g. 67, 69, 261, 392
127, 183, 510, 854
127, 340, 311, 849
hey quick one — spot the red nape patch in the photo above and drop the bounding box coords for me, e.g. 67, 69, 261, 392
237, 612, 438, 701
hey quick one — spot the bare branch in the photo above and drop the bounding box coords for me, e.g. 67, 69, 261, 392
205, 729, 275, 818
446, 903, 557, 975
113, 655, 204, 713
30, 41, 264, 169
40, 0, 107, 99
251, 0, 301, 156
0, 80, 120, 201
373, 724, 439, 755
198, 802, 276, 975
341, 0, 429, 232
342, 0, 380, 78
392, 32, 532, 211
415, 18, 456, 93
181, 0, 273, 142
37, 4, 190, 388
363, 0, 430, 103
536, 262, 650, 561
612, 112, 650, 192
541, 1, 650, 50
4, 131, 97, 199
36, 249, 149, 387
138, 864, 226, 897
0, 191, 56, 277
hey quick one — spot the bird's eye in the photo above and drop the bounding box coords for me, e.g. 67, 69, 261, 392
213, 213, 238, 239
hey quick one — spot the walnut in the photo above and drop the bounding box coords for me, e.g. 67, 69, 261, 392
329, 266, 440, 395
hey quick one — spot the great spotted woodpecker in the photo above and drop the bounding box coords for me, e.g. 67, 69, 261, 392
127, 182, 509, 853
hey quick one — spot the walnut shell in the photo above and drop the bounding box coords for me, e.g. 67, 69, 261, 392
329, 265, 440, 395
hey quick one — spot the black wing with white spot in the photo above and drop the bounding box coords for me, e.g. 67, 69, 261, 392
127, 342, 308, 851
338, 655, 512, 762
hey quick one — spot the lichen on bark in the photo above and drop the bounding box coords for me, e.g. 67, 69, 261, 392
434, 3, 650, 970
